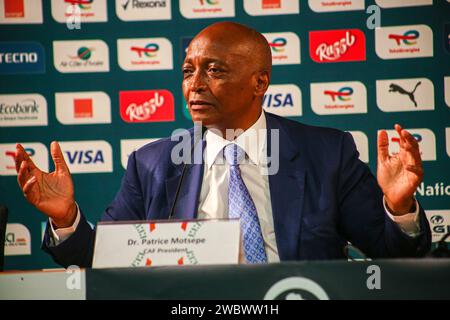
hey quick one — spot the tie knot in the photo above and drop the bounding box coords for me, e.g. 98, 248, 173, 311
224, 144, 245, 166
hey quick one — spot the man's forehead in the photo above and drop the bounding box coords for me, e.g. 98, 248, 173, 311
185, 36, 251, 62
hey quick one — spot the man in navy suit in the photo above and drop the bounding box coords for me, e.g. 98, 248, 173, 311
15, 22, 431, 268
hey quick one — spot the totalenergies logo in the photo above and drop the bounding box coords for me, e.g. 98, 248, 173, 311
199, 0, 219, 5
70, 47, 94, 60
131, 43, 160, 58
324, 87, 353, 102
5, 148, 34, 170
388, 30, 420, 46
64, 0, 93, 9
269, 38, 287, 53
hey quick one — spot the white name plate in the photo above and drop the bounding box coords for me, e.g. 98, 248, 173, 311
92, 219, 240, 269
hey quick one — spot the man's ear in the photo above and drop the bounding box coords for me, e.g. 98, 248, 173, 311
254, 71, 270, 97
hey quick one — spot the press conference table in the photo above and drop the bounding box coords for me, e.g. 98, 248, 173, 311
1, 259, 449, 300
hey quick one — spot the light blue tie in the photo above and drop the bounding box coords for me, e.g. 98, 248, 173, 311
224, 143, 268, 264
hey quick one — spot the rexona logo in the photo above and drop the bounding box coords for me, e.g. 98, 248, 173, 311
53, 40, 109, 73
375, 0, 432, 8
5, 223, 31, 256
51, 0, 107, 23
118, 38, 173, 71
445, 77, 450, 108
179, 0, 235, 19
55, 91, 111, 125
0, 93, 48, 127
120, 138, 159, 169
425, 210, 450, 243
382, 128, 436, 161
263, 84, 302, 117
243, 0, 299, 16
0, 142, 49, 176
59, 140, 113, 174
347, 131, 369, 163
0, 41, 45, 74
263, 32, 301, 65
376, 78, 434, 112
308, 0, 364, 12
309, 29, 366, 63
375, 24, 433, 59
120, 90, 175, 123
310, 81, 367, 115
446, 127, 450, 158
0, 0, 43, 24
116, 0, 171, 21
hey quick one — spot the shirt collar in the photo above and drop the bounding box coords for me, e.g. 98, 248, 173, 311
205, 111, 267, 169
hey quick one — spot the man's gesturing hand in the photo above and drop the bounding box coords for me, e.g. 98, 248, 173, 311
16, 141, 77, 228
377, 124, 423, 215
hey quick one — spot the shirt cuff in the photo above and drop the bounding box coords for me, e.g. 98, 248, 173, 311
383, 196, 421, 238
49, 204, 81, 245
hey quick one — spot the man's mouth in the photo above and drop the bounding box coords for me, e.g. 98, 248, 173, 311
189, 100, 213, 111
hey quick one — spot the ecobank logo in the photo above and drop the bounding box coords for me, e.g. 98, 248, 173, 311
0, 93, 48, 127
120, 138, 159, 169
263, 84, 302, 117
264, 32, 301, 65
116, 0, 171, 21
53, 40, 109, 73
376, 78, 434, 112
59, 140, 113, 174
0, 41, 45, 74
118, 38, 173, 71
375, 25, 433, 59
5, 223, 31, 256
51, 0, 108, 23
382, 128, 436, 161
310, 81, 367, 115
243, 0, 299, 16
0, 0, 43, 24
0, 142, 49, 176
308, 0, 364, 12
180, 0, 235, 19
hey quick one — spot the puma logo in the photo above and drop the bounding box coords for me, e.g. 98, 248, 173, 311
122, 0, 130, 10
388, 81, 421, 107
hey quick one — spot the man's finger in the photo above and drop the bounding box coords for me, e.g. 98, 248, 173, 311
394, 124, 406, 148
377, 130, 390, 162
17, 161, 32, 188
15, 143, 37, 172
406, 165, 424, 180
50, 141, 69, 174
22, 176, 37, 195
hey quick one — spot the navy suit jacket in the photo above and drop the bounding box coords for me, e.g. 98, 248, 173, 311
43, 112, 431, 267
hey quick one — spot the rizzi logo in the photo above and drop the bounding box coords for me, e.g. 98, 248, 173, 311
347, 131, 369, 163
179, 0, 235, 19
118, 38, 173, 71
0, 0, 43, 24
0, 41, 45, 74
383, 128, 436, 161
59, 140, 113, 174
376, 78, 434, 112
375, 24, 433, 59
243, 0, 299, 16
0, 142, 49, 176
53, 40, 109, 73
55, 91, 111, 125
51, 0, 108, 23
309, 29, 366, 63
0, 93, 48, 127
120, 90, 175, 123
116, 0, 171, 21
310, 81, 367, 115
120, 138, 159, 169
375, 0, 432, 8
308, 0, 364, 12
263, 32, 301, 65
425, 210, 450, 243
445, 77, 450, 108
5, 223, 31, 256
263, 84, 302, 117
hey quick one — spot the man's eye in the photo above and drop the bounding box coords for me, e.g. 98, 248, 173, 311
183, 69, 193, 76
208, 67, 220, 73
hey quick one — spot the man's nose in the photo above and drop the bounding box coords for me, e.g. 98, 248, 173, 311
190, 71, 207, 93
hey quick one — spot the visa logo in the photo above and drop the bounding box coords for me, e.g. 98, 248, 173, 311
263, 93, 294, 108
65, 150, 104, 164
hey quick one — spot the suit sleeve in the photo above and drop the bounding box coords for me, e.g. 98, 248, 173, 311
336, 132, 431, 258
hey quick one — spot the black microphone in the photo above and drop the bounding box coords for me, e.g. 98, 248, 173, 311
168, 125, 206, 219
0, 205, 8, 271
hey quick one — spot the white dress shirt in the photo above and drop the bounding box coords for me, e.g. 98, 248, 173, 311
51, 111, 421, 260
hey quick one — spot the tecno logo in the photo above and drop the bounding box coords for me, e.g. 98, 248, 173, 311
119, 90, 175, 123
243, 0, 299, 16
179, 0, 235, 19
263, 84, 302, 117
309, 29, 366, 63
53, 40, 109, 73
116, 0, 171, 21
308, 0, 365, 12
120, 138, 159, 169
0, 93, 48, 127
0, 42, 45, 74
0, 142, 49, 176
376, 78, 435, 112
0, 0, 43, 24
51, 0, 107, 23
263, 32, 301, 65
310, 81, 367, 115
375, 24, 433, 59
117, 37, 173, 71
59, 140, 113, 174
382, 128, 436, 161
